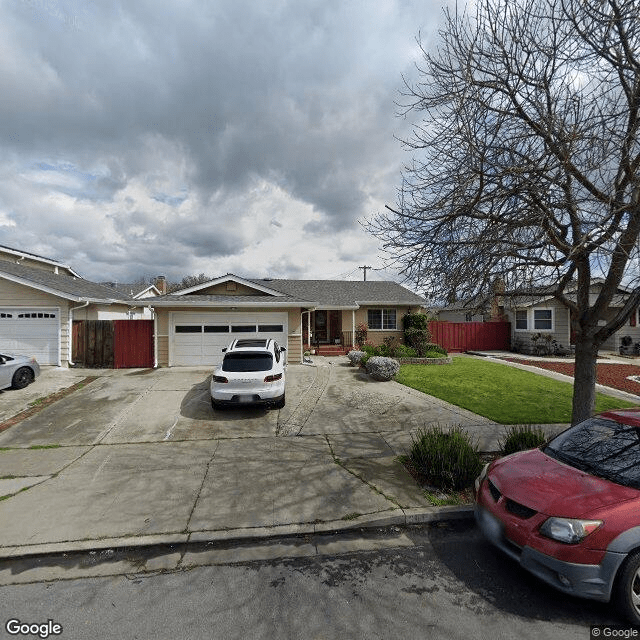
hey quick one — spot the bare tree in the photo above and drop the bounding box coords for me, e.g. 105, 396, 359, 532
368, 0, 640, 423
166, 272, 212, 293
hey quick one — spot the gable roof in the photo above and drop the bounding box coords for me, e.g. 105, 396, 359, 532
252, 279, 426, 308
101, 282, 161, 298
0, 244, 81, 277
145, 274, 426, 308
173, 274, 287, 297
0, 260, 127, 303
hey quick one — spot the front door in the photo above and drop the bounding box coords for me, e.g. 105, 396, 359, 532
314, 310, 328, 343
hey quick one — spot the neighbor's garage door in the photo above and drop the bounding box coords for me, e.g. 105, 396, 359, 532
171, 312, 288, 366
0, 308, 59, 365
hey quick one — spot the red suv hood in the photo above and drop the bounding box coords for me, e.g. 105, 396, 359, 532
489, 448, 639, 518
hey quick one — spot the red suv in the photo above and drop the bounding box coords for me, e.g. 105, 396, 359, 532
475, 409, 640, 624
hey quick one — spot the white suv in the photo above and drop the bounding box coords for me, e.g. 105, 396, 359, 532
210, 338, 286, 409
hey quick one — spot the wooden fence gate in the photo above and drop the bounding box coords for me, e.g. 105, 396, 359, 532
73, 320, 154, 368
429, 321, 511, 352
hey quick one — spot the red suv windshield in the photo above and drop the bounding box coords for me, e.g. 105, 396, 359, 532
544, 417, 640, 489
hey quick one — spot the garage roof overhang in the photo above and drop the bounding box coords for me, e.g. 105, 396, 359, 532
0, 272, 121, 304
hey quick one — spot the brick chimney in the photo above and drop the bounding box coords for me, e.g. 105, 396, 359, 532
490, 277, 505, 321
155, 275, 167, 295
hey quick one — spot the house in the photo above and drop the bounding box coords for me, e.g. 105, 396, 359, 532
0, 245, 143, 366
506, 280, 640, 354
436, 278, 640, 354
135, 275, 427, 366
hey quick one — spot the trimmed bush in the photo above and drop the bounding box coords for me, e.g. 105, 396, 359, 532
423, 343, 448, 356
347, 350, 366, 366
355, 322, 368, 347
499, 425, 547, 456
406, 426, 483, 491
394, 344, 418, 358
365, 356, 400, 381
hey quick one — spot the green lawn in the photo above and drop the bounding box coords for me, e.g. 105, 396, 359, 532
395, 357, 638, 424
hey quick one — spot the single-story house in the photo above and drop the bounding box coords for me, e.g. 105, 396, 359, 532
135, 274, 427, 366
506, 280, 640, 353
435, 278, 640, 354
0, 245, 427, 367
0, 245, 147, 366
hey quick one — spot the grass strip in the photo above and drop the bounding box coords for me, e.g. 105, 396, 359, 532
0, 376, 99, 433
396, 357, 637, 424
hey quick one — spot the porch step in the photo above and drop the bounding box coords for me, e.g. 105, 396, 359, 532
312, 346, 350, 356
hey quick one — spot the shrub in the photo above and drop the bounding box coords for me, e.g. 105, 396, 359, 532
499, 425, 547, 456
423, 343, 448, 356
355, 322, 368, 347
405, 327, 431, 356
362, 343, 377, 356
347, 350, 366, 366
365, 356, 400, 381
406, 425, 483, 491
394, 344, 418, 358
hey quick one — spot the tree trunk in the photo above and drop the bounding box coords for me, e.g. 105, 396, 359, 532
571, 337, 599, 425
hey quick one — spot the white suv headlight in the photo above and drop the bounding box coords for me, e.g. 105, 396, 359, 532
539, 517, 602, 544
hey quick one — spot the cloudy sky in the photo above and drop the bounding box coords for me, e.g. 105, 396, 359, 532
0, 0, 446, 284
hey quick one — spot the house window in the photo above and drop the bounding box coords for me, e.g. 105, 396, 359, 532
630, 309, 637, 327
533, 309, 553, 331
231, 325, 257, 333
258, 324, 283, 332
515, 310, 528, 330
367, 309, 397, 330
175, 325, 202, 333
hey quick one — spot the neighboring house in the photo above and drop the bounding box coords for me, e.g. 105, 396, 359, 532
0, 246, 143, 366
100, 279, 163, 319
435, 300, 487, 323
136, 275, 427, 366
506, 280, 640, 354
436, 278, 640, 354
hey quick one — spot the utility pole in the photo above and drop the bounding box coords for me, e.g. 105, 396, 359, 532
359, 265, 372, 281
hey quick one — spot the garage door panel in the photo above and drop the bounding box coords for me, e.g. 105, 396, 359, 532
171, 312, 287, 366
0, 307, 59, 365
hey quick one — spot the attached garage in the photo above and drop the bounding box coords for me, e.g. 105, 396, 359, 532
0, 307, 60, 365
170, 311, 288, 366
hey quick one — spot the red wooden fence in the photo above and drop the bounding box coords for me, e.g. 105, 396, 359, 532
113, 320, 154, 368
73, 320, 154, 368
429, 321, 511, 353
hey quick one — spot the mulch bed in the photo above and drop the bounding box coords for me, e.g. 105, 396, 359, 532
503, 359, 640, 396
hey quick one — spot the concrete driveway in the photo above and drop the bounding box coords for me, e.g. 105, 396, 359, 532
0, 357, 546, 560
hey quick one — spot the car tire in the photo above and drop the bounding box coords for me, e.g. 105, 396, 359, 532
211, 398, 225, 411
274, 393, 285, 409
11, 367, 34, 390
614, 549, 640, 625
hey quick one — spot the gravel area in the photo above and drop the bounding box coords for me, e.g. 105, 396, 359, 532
503, 358, 640, 397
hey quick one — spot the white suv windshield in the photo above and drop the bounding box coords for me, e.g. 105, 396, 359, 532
222, 353, 273, 372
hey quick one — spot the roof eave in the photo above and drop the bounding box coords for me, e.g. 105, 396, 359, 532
0, 272, 123, 303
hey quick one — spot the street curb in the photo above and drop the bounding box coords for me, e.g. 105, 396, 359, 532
0, 506, 475, 561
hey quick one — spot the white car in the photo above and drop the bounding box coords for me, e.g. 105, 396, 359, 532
0, 353, 40, 391
210, 338, 286, 409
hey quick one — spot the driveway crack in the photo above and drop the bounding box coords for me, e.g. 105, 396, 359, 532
277, 362, 331, 436
180, 440, 220, 564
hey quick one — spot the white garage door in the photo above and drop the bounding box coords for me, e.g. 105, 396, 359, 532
171, 312, 288, 366
0, 308, 60, 365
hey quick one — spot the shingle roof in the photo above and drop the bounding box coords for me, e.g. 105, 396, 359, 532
144, 277, 425, 308
101, 282, 156, 298
249, 279, 426, 307
0, 260, 128, 301
149, 294, 312, 306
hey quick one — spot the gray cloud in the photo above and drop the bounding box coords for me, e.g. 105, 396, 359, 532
0, 0, 444, 281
